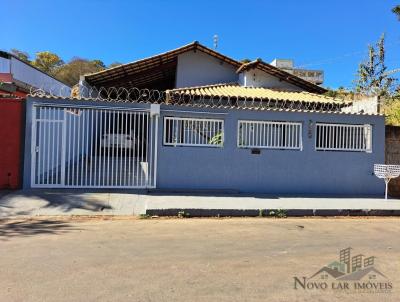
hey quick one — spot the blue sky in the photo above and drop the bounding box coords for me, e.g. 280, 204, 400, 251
3, 0, 400, 89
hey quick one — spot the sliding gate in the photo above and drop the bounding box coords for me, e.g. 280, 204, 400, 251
31, 105, 158, 188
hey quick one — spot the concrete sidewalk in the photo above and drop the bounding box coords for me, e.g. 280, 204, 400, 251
145, 192, 400, 216
0, 190, 145, 218
2, 189, 400, 217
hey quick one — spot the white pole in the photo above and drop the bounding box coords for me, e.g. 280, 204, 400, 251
153, 115, 159, 188
385, 179, 389, 200
61, 109, 67, 186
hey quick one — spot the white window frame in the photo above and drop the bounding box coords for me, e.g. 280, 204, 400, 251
315, 123, 372, 153
237, 120, 303, 150
163, 116, 224, 148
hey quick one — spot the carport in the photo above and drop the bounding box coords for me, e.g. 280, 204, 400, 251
29, 101, 158, 189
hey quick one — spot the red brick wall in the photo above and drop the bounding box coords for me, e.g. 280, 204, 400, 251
0, 98, 24, 189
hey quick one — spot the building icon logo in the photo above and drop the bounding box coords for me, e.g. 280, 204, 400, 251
294, 247, 392, 293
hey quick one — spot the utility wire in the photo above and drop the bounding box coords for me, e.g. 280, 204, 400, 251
296, 40, 400, 69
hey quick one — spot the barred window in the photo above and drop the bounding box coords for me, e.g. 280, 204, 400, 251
237, 120, 303, 150
163, 117, 224, 147
315, 123, 372, 152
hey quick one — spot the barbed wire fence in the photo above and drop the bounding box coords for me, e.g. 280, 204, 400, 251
28, 84, 383, 115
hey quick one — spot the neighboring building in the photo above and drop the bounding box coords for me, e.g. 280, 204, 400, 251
0, 51, 71, 189
22, 42, 384, 196
270, 58, 324, 85
0, 51, 71, 98
0, 97, 24, 189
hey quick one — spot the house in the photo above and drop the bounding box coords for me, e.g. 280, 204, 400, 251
309, 248, 385, 282
79, 42, 326, 93
309, 266, 345, 280
270, 59, 324, 85
0, 51, 70, 189
22, 42, 384, 195
337, 266, 386, 281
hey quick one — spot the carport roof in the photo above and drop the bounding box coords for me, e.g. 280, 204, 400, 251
83, 42, 327, 93
83, 41, 241, 89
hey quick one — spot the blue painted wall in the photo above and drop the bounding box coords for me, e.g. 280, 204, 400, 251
157, 105, 385, 195
24, 97, 385, 195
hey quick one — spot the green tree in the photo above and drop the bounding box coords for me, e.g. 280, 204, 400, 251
108, 62, 123, 68
31, 51, 64, 75
92, 59, 106, 69
383, 98, 400, 125
354, 34, 396, 96
55, 57, 106, 86
10, 49, 30, 63
325, 86, 354, 100
392, 5, 400, 20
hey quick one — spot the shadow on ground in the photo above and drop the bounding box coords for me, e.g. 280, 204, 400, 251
0, 219, 78, 240
0, 189, 115, 215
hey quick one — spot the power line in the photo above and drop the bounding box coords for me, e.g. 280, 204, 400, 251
296, 39, 400, 69
296, 50, 367, 68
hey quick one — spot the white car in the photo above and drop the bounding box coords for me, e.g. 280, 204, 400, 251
100, 133, 135, 149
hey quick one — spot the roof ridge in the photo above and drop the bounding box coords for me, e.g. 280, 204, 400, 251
168, 82, 239, 92
169, 83, 343, 103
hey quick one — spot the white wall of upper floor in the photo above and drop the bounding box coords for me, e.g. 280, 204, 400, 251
175, 51, 238, 88
175, 51, 305, 91
238, 68, 303, 91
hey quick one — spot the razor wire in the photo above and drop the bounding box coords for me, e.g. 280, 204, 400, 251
28, 85, 382, 115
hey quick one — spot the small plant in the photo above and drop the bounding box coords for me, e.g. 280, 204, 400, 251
208, 132, 223, 145
139, 214, 151, 219
269, 209, 287, 218
177, 210, 190, 218
258, 209, 265, 217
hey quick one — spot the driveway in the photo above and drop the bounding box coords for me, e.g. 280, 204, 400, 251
0, 218, 399, 302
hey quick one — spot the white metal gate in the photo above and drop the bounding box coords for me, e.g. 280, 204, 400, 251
31, 105, 158, 188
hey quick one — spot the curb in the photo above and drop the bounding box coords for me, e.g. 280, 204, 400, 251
146, 208, 400, 217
